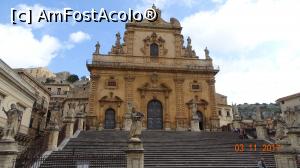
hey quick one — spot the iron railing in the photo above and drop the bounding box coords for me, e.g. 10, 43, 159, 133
16, 153, 126, 168
15, 132, 49, 168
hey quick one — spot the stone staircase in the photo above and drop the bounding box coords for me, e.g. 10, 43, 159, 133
39, 130, 278, 168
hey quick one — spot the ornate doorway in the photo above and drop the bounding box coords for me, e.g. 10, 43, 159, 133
147, 100, 163, 129
197, 111, 204, 130
104, 108, 115, 129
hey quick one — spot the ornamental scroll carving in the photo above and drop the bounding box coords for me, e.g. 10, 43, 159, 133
140, 32, 168, 56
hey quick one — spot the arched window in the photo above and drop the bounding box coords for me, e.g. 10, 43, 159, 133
150, 43, 159, 57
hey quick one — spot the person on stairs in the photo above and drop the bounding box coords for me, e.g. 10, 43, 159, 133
257, 157, 267, 168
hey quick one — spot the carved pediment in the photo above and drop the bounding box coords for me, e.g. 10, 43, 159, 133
126, 5, 181, 29
186, 96, 208, 108
99, 92, 123, 103
140, 32, 168, 56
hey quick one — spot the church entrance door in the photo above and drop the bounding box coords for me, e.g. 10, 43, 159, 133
197, 111, 204, 130
104, 108, 115, 129
147, 100, 163, 129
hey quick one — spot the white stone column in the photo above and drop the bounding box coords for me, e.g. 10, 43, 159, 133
126, 139, 144, 168
191, 119, 200, 132
47, 124, 59, 151
75, 112, 85, 131
256, 120, 267, 140
274, 139, 298, 168
63, 116, 75, 139
287, 127, 300, 150
232, 115, 242, 129
0, 139, 18, 168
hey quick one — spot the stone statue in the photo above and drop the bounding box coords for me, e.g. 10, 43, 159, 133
204, 47, 211, 59
48, 116, 59, 129
187, 37, 192, 48
94, 41, 100, 54
53, 101, 60, 111
2, 104, 23, 140
115, 32, 121, 46
191, 100, 198, 120
67, 103, 75, 117
129, 107, 144, 141
127, 102, 133, 114
274, 116, 288, 140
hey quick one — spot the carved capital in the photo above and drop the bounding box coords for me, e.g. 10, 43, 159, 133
174, 77, 185, 84
206, 79, 215, 85
124, 75, 135, 82
90, 74, 100, 79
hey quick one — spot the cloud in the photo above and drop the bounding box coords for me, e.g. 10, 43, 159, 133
14, 4, 62, 29
0, 24, 61, 68
181, 0, 300, 103
69, 31, 91, 43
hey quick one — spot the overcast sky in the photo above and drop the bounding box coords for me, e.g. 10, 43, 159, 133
0, 0, 299, 104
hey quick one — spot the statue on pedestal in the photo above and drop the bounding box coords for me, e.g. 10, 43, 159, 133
274, 116, 288, 140
2, 104, 23, 140
67, 103, 75, 117
191, 100, 198, 120
129, 107, 144, 141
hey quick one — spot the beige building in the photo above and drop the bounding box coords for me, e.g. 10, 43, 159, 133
216, 93, 233, 129
62, 80, 89, 117
0, 59, 36, 135
276, 92, 300, 127
43, 82, 72, 123
15, 69, 51, 136
86, 6, 220, 131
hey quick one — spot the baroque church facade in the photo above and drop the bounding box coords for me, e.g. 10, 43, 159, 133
86, 6, 220, 131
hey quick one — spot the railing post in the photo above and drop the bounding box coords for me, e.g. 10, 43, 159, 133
255, 120, 267, 140
274, 139, 298, 168
64, 115, 75, 139
287, 127, 300, 149
75, 112, 85, 131
126, 139, 144, 168
0, 138, 18, 168
47, 120, 59, 151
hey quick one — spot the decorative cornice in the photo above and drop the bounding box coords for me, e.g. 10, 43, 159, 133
87, 61, 218, 74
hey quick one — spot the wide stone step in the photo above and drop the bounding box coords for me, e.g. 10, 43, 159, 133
39, 130, 278, 167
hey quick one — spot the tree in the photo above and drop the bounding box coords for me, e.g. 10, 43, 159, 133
45, 78, 55, 83
67, 74, 79, 83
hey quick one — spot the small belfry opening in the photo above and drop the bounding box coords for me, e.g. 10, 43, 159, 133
104, 108, 116, 129
150, 43, 159, 57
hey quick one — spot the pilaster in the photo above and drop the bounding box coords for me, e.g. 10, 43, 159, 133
174, 76, 186, 131
87, 73, 100, 129
63, 116, 75, 138
274, 139, 297, 168
206, 78, 219, 131
46, 123, 59, 151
